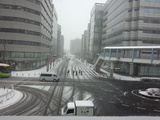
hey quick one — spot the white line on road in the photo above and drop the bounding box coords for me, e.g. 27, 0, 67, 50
109, 101, 116, 104
122, 104, 130, 107
137, 107, 146, 110
154, 109, 160, 112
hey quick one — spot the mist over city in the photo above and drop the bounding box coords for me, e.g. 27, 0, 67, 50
0, 0, 160, 120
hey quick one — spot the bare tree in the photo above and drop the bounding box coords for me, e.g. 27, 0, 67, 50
1, 43, 7, 63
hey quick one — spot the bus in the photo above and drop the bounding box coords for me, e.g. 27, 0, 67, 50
0, 63, 11, 77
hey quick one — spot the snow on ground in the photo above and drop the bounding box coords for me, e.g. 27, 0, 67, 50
21, 85, 51, 91
11, 60, 62, 77
0, 58, 141, 110
11, 65, 47, 78
100, 68, 141, 81
0, 60, 63, 109
0, 88, 23, 110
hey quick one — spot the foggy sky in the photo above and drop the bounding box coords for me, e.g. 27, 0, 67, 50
52, 0, 107, 50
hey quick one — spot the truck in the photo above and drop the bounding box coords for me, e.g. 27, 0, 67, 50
61, 101, 94, 116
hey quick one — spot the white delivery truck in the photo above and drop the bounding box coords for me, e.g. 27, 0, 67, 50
61, 101, 94, 116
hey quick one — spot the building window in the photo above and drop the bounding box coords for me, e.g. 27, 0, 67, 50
11, 52, 24, 58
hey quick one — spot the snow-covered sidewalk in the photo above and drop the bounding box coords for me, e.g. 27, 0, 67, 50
100, 68, 141, 81
0, 60, 63, 109
0, 59, 141, 110
11, 66, 47, 77
0, 88, 23, 110
11, 60, 62, 77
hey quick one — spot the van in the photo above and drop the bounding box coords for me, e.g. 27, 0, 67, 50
39, 72, 59, 82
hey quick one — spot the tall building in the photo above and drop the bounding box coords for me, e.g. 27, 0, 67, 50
87, 0, 160, 63
59, 35, 64, 58
70, 38, 81, 56
52, 4, 58, 56
0, 0, 54, 70
89, 3, 105, 63
102, 0, 160, 47
91, 0, 160, 76
81, 30, 88, 60
57, 24, 64, 57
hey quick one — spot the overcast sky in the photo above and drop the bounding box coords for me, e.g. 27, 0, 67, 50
52, 0, 107, 50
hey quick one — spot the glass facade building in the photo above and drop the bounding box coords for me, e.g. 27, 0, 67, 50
0, 0, 54, 70
89, 3, 104, 63
52, 5, 58, 57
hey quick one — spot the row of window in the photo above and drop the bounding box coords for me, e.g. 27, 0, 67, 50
0, 16, 51, 34
143, 30, 160, 34
143, 40, 160, 44
125, 18, 160, 24
103, 38, 160, 47
0, 28, 51, 41
106, 30, 123, 39
0, 4, 51, 28
0, 4, 40, 15
0, 16, 40, 25
0, 39, 49, 48
19, 0, 53, 25
25, 0, 53, 16
141, 8, 160, 14
124, 29, 160, 34
106, 29, 160, 40
128, 7, 160, 14
145, 0, 160, 2
144, 19, 160, 24
26, 0, 53, 28
0, 52, 48, 58
127, 0, 138, 2
128, 8, 139, 12
26, 0, 41, 5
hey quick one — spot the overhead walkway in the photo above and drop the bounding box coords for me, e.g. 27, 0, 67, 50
94, 46, 160, 77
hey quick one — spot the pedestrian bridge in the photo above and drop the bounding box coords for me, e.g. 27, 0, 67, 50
94, 46, 160, 77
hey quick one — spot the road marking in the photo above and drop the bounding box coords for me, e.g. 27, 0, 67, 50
122, 104, 130, 107
116, 98, 123, 103
137, 107, 146, 110
109, 101, 115, 104
106, 82, 124, 94
154, 109, 160, 112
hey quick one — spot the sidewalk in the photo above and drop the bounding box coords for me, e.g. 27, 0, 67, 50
0, 88, 23, 110
99, 68, 141, 81
11, 61, 61, 77
11, 66, 47, 77
87, 63, 141, 81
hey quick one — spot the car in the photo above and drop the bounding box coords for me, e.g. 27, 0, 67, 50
39, 72, 59, 82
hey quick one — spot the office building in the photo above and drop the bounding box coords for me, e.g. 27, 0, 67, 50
87, 0, 160, 64
102, 0, 160, 47
81, 30, 88, 60
0, 0, 54, 70
59, 35, 64, 58
57, 25, 64, 58
52, 4, 58, 57
70, 38, 81, 56
89, 3, 105, 63
100, 0, 160, 76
